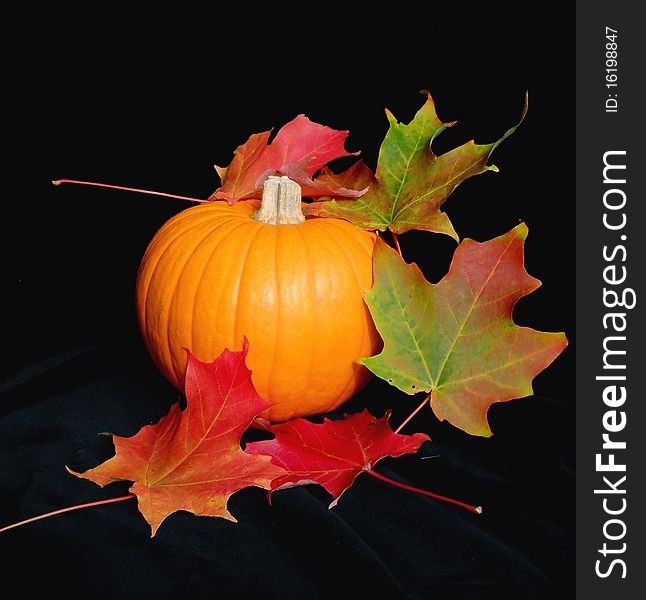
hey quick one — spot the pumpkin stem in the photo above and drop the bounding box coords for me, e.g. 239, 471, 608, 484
253, 176, 306, 225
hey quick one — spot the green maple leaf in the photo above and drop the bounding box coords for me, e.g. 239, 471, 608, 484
305, 92, 527, 240
359, 224, 568, 437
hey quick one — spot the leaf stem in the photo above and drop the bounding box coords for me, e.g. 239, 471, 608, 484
391, 231, 403, 259
52, 179, 208, 203
394, 395, 429, 434
366, 469, 482, 514
0, 494, 136, 534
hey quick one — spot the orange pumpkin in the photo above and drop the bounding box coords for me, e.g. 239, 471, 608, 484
135, 176, 381, 421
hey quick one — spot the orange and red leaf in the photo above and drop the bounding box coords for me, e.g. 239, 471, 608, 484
68, 345, 285, 536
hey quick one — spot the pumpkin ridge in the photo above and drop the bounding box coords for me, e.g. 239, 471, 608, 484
141, 206, 240, 263
292, 224, 317, 404
139, 211, 241, 346
317, 224, 370, 375
163, 217, 245, 382
332, 363, 361, 408
140, 218, 216, 369
316, 218, 376, 262
229, 222, 267, 357
266, 225, 282, 402
184, 219, 259, 373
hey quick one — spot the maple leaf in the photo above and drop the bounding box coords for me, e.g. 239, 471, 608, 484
305, 91, 527, 239
209, 114, 366, 203
68, 345, 285, 536
246, 410, 429, 507
313, 160, 378, 199
359, 225, 568, 437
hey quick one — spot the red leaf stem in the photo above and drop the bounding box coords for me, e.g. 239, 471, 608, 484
366, 470, 482, 514
52, 179, 208, 203
394, 395, 429, 434
391, 231, 403, 259
0, 494, 135, 534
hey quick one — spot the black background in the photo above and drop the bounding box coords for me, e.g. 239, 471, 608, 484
3, 8, 574, 599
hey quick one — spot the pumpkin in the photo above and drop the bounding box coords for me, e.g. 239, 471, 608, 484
135, 176, 382, 422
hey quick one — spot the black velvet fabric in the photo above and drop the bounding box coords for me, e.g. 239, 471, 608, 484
5, 9, 574, 599
1, 343, 574, 599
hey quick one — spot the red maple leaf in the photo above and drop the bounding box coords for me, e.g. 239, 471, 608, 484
209, 114, 367, 203
246, 410, 429, 507
68, 344, 285, 536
